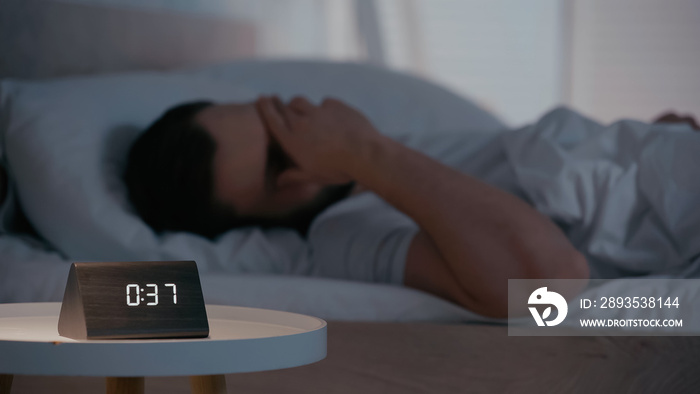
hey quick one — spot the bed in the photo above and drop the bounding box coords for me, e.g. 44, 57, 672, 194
2, 1, 700, 393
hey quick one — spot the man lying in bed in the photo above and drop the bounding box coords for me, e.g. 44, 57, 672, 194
124, 96, 696, 318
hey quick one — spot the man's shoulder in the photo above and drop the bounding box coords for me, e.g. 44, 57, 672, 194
310, 191, 414, 233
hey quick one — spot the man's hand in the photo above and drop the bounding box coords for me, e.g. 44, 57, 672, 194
256, 95, 383, 185
654, 112, 699, 130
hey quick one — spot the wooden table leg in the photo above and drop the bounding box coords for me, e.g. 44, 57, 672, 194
190, 375, 227, 394
0, 374, 13, 394
106, 377, 144, 394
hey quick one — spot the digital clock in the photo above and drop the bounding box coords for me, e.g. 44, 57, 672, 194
58, 261, 209, 340
125, 283, 178, 306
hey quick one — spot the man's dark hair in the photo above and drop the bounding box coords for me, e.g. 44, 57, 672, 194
124, 101, 236, 238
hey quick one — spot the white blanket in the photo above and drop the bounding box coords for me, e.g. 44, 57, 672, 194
500, 108, 700, 279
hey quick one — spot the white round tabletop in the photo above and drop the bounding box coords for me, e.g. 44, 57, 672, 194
0, 303, 326, 377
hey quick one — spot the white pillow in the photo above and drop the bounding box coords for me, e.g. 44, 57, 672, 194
0, 60, 504, 269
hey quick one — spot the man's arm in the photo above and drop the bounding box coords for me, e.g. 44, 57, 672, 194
257, 96, 589, 318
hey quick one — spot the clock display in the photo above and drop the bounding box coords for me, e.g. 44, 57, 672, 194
58, 261, 209, 340
126, 283, 177, 306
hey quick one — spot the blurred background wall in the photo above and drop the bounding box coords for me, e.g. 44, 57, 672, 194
2, 0, 699, 127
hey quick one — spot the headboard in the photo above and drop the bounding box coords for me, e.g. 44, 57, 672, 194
0, 0, 256, 79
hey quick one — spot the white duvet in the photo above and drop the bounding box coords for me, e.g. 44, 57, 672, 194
501, 108, 700, 280
499, 108, 700, 331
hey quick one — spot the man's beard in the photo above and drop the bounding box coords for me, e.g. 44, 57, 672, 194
233, 182, 356, 236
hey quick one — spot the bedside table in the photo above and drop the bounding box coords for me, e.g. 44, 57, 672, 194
0, 303, 326, 394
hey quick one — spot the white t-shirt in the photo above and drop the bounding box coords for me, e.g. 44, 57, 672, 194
297, 130, 523, 285
307, 191, 419, 284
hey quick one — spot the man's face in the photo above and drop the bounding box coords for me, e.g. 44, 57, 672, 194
196, 102, 351, 229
